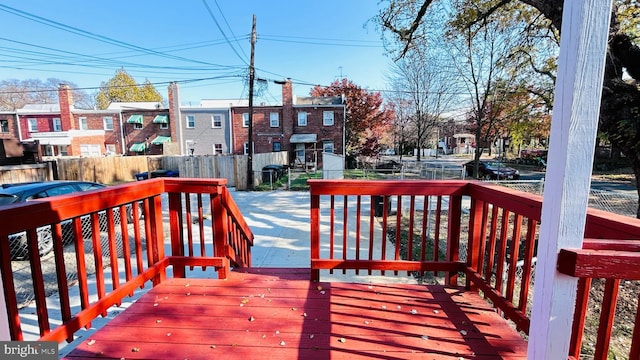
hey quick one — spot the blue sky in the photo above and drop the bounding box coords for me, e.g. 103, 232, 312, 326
0, 1, 392, 106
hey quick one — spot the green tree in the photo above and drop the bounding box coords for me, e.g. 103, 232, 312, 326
95, 69, 162, 109
311, 79, 394, 157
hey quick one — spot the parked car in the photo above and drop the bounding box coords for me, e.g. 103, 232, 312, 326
0, 181, 107, 260
464, 160, 520, 180
375, 160, 402, 173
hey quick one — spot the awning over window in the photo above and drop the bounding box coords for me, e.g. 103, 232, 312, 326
126, 114, 144, 124
129, 143, 146, 152
151, 136, 171, 145
152, 114, 168, 124
289, 134, 317, 143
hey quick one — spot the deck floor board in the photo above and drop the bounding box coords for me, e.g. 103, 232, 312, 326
63, 268, 527, 359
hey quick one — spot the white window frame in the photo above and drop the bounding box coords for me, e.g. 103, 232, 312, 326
297, 112, 307, 126
28, 118, 38, 132
270, 112, 279, 128
214, 143, 223, 154
186, 140, 195, 155
242, 113, 249, 127
103, 116, 113, 131
79, 117, 88, 130
105, 144, 116, 154
323, 111, 334, 126
323, 141, 334, 153
186, 115, 195, 129
133, 122, 143, 130
212, 114, 222, 128
160, 122, 169, 130
53, 118, 62, 132
243, 142, 249, 155
0, 119, 8, 133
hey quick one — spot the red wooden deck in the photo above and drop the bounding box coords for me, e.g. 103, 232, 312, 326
64, 268, 527, 359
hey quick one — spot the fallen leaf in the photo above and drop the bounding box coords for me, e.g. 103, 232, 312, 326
241, 298, 249, 304
317, 286, 323, 291
280, 341, 286, 346
309, 334, 315, 339
131, 347, 140, 352
410, 309, 418, 315
421, 335, 429, 340
210, 345, 216, 349
320, 290, 326, 295
433, 310, 439, 314
166, 332, 171, 336
155, 320, 162, 323
302, 312, 308, 317
291, 307, 297, 311
275, 330, 280, 335
87, 339, 96, 346
249, 316, 255, 322
460, 330, 468, 336
338, 338, 346, 343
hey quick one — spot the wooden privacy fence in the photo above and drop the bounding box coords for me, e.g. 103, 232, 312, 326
50, 151, 288, 190
0, 163, 53, 185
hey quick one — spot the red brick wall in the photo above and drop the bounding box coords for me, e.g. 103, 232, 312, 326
122, 110, 172, 155
68, 135, 106, 156
71, 112, 121, 153
20, 115, 58, 140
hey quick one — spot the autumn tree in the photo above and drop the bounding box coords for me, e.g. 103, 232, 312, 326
95, 69, 163, 109
311, 78, 394, 158
0, 78, 93, 110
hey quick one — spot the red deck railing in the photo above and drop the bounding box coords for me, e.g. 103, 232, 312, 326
308, 179, 640, 360
0, 178, 253, 343
1, 178, 638, 359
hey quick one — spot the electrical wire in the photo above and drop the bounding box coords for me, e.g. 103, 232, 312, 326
201, 0, 249, 65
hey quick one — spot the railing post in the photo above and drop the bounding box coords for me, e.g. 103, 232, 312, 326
212, 191, 228, 258
446, 194, 462, 286
0, 262, 11, 340
310, 192, 320, 282
168, 192, 185, 278
150, 195, 165, 284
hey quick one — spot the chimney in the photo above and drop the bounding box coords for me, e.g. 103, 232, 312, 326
282, 78, 293, 140
58, 84, 74, 130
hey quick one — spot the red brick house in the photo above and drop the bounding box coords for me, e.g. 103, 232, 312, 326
231, 79, 345, 168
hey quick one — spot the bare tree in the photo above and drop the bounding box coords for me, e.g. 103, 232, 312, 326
0, 78, 93, 110
388, 47, 458, 161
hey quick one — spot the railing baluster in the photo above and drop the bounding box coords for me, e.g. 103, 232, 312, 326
518, 219, 537, 313
394, 195, 402, 275
342, 195, 348, 275
26, 227, 49, 336
467, 198, 484, 289
132, 200, 144, 280
185, 192, 194, 268
594, 279, 620, 360
629, 292, 640, 359
310, 193, 320, 281
168, 193, 184, 277
420, 195, 428, 278
355, 195, 361, 275
143, 199, 154, 271
495, 210, 510, 300
51, 223, 71, 340
106, 209, 120, 294
485, 205, 500, 285
446, 194, 462, 286
198, 194, 206, 260
0, 233, 22, 340
407, 196, 415, 275
72, 217, 90, 328
434, 195, 442, 277
381, 195, 389, 275
368, 195, 374, 275
118, 204, 133, 284
330, 196, 335, 275
569, 277, 591, 358
506, 214, 523, 304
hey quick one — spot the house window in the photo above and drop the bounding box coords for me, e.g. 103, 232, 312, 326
52, 118, 62, 132
186, 115, 195, 128
103, 117, 113, 131
323, 141, 334, 153
214, 143, 223, 155
28, 118, 38, 132
272, 142, 281, 152
186, 140, 195, 155
297, 112, 307, 126
270, 112, 279, 127
323, 111, 334, 126
0, 119, 8, 133
79, 117, 88, 130
212, 114, 222, 128
242, 113, 249, 127
160, 122, 169, 130
243, 142, 248, 155
133, 122, 143, 130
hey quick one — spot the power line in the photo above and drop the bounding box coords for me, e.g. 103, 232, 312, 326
212, 0, 249, 61
202, 0, 249, 65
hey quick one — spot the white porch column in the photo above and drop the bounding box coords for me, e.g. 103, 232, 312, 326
527, 1, 613, 359
0, 268, 11, 340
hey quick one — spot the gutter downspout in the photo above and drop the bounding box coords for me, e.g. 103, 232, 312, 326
16, 113, 23, 141
228, 105, 233, 155
118, 111, 125, 154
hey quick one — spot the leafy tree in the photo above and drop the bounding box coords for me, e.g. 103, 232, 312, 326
310, 78, 394, 157
0, 78, 93, 110
377, 0, 640, 216
95, 69, 162, 109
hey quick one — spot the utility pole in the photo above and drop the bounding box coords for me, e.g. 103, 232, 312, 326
247, 14, 256, 190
